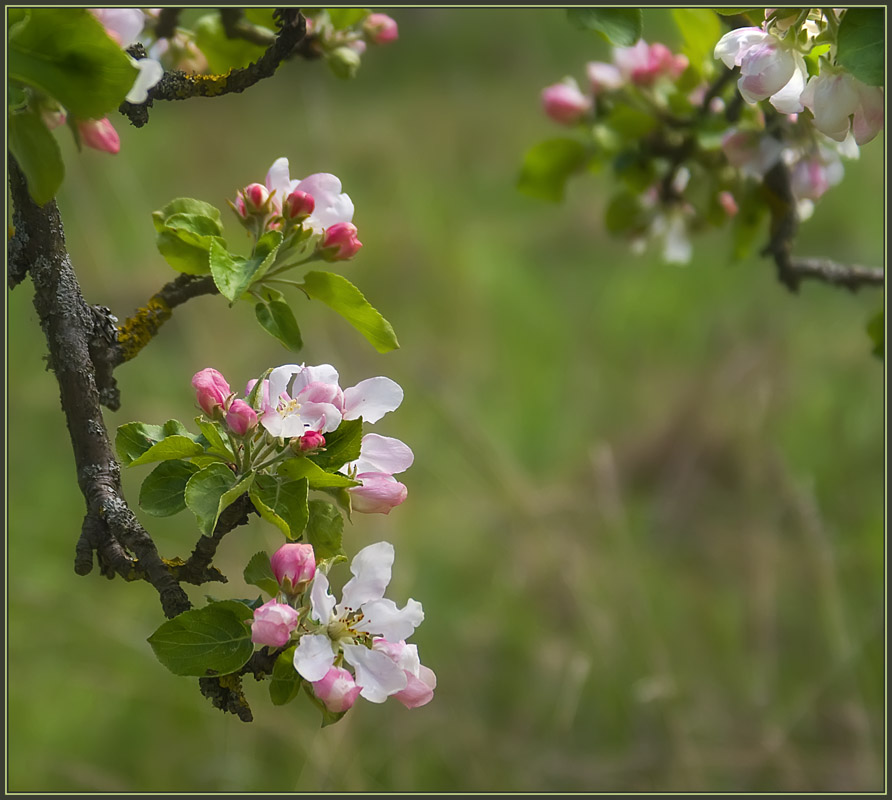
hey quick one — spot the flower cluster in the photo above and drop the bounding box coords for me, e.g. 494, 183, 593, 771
301, 10, 399, 80
230, 158, 363, 263
715, 10, 883, 145
192, 362, 412, 515
251, 541, 435, 713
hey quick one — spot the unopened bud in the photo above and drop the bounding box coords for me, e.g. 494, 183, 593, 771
283, 189, 315, 221
328, 46, 362, 80
319, 222, 363, 261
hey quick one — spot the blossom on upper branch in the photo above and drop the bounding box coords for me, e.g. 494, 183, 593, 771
341, 433, 414, 514
714, 27, 807, 113
800, 67, 884, 145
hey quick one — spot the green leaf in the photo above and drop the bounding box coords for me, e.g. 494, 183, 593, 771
147, 600, 254, 677
305, 500, 345, 561
604, 191, 650, 235
255, 298, 304, 352
243, 550, 280, 597
866, 309, 884, 359
210, 237, 282, 304
567, 8, 642, 47
836, 8, 884, 87
8, 109, 64, 206
115, 420, 199, 466
517, 138, 588, 203
153, 199, 226, 276
299, 271, 400, 354
605, 106, 657, 139
308, 418, 363, 472
193, 12, 268, 73
195, 418, 236, 461
139, 459, 201, 517
185, 464, 254, 535
270, 646, 303, 705
278, 457, 361, 489
671, 9, 721, 73
249, 474, 309, 540
327, 8, 371, 30
8, 9, 138, 119
128, 435, 206, 468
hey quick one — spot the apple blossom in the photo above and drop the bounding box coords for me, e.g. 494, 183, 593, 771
251, 600, 300, 647
364, 13, 399, 45
613, 40, 688, 85
341, 434, 414, 515
264, 158, 355, 234
714, 27, 807, 113
541, 78, 592, 125
800, 68, 884, 146
259, 363, 344, 438
372, 639, 437, 708
293, 541, 425, 703
270, 543, 316, 593
192, 368, 232, 417
721, 130, 785, 179
311, 666, 362, 713
90, 8, 146, 48
225, 399, 257, 436
586, 61, 624, 94
126, 57, 164, 104
77, 118, 120, 155
319, 221, 363, 261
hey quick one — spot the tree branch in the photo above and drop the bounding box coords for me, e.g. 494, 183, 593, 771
785, 258, 885, 291
8, 154, 191, 620
118, 8, 306, 128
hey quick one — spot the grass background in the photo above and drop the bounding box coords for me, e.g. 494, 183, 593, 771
6, 8, 885, 793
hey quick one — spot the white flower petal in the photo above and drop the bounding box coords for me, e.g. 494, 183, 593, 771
343, 377, 404, 422
309, 571, 336, 624
358, 598, 424, 642
350, 434, 414, 476
339, 541, 393, 612
293, 634, 336, 681
342, 644, 408, 703
126, 58, 164, 104
768, 52, 807, 113
265, 158, 298, 203
298, 401, 343, 434
713, 27, 768, 69
268, 364, 303, 403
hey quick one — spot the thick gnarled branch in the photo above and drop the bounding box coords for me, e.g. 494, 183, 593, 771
119, 8, 306, 128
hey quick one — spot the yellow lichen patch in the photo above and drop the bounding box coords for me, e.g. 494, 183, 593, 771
117, 296, 172, 362
187, 72, 233, 97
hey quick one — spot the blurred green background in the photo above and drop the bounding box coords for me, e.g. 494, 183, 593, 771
7, 8, 885, 793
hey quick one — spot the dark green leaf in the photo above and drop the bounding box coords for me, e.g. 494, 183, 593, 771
116, 420, 199, 466
518, 138, 588, 203
305, 500, 345, 561
185, 464, 254, 535
269, 646, 303, 705
567, 8, 642, 47
249, 474, 309, 540
299, 271, 400, 354
8, 109, 64, 206
8, 8, 138, 119
308, 418, 363, 471
255, 299, 304, 352
243, 550, 280, 597
139, 459, 201, 517
278, 457, 360, 489
836, 8, 884, 87
147, 600, 254, 677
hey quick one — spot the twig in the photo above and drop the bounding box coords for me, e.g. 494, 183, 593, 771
119, 8, 306, 128
786, 258, 885, 291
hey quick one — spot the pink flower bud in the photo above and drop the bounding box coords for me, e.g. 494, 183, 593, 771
718, 190, 739, 217
192, 368, 232, 417
283, 189, 315, 220
320, 222, 363, 261
312, 666, 362, 713
372, 639, 436, 709
233, 195, 248, 219
296, 430, 326, 452
77, 118, 120, 155
242, 182, 270, 213
251, 600, 299, 647
349, 473, 408, 514
270, 543, 316, 592
364, 13, 399, 45
541, 79, 591, 125
225, 399, 258, 435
